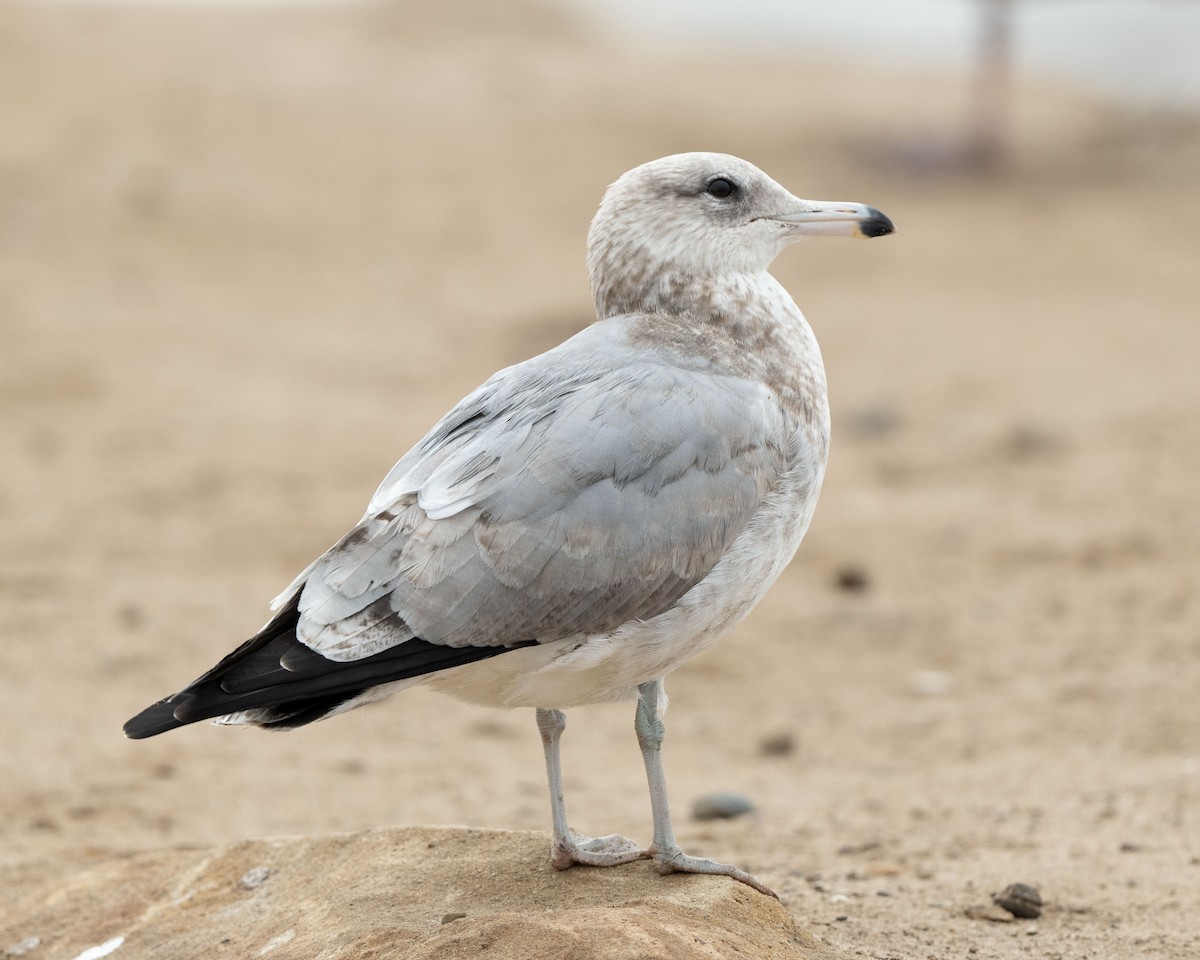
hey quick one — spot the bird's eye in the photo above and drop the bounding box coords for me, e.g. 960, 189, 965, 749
705, 178, 737, 199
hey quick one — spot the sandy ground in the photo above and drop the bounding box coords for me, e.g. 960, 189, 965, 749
2, 2, 1199, 957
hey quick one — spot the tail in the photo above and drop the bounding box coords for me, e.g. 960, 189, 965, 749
123, 592, 533, 738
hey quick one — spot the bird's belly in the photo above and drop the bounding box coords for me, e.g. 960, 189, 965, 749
426, 460, 824, 711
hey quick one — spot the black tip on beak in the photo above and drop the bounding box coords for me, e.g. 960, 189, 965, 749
859, 207, 896, 238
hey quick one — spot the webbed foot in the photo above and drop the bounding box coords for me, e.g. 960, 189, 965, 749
550, 831, 650, 869
650, 844, 778, 898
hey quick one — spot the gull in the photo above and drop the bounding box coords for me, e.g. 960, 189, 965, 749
124, 153, 894, 896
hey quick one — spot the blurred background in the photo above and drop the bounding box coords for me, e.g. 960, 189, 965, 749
2, 1, 1198, 956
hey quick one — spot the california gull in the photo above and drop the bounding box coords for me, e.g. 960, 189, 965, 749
125, 153, 895, 896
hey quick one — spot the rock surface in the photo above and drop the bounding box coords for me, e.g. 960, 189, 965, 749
1, 827, 847, 960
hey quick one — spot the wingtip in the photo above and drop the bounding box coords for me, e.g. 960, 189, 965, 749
123, 698, 186, 740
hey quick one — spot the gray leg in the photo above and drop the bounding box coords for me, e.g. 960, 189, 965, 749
634, 680, 778, 898
535, 707, 648, 870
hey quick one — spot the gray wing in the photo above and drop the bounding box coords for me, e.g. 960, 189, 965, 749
280, 325, 791, 663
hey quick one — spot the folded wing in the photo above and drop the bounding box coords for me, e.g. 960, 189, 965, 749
124, 325, 790, 737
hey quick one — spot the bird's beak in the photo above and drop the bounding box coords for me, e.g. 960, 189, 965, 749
764, 199, 896, 239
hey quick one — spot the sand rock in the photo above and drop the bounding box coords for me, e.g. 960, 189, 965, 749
1, 827, 845, 960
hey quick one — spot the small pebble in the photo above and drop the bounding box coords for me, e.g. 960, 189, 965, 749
833, 566, 870, 593
691, 792, 755, 821
993, 882, 1043, 919
239, 866, 271, 890
441, 912, 467, 924
758, 732, 795, 757
72, 937, 125, 960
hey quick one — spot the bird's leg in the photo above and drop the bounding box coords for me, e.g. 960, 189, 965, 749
535, 707, 648, 870
634, 680, 778, 898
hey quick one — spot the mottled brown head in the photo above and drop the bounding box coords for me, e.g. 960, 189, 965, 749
587, 153, 893, 319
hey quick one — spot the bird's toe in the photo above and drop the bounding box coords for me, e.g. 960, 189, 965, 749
551, 831, 650, 869
650, 847, 778, 899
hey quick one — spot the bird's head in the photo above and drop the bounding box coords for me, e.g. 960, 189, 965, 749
587, 152, 894, 318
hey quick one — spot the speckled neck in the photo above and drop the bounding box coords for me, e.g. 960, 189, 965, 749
615, 270, 831, 451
